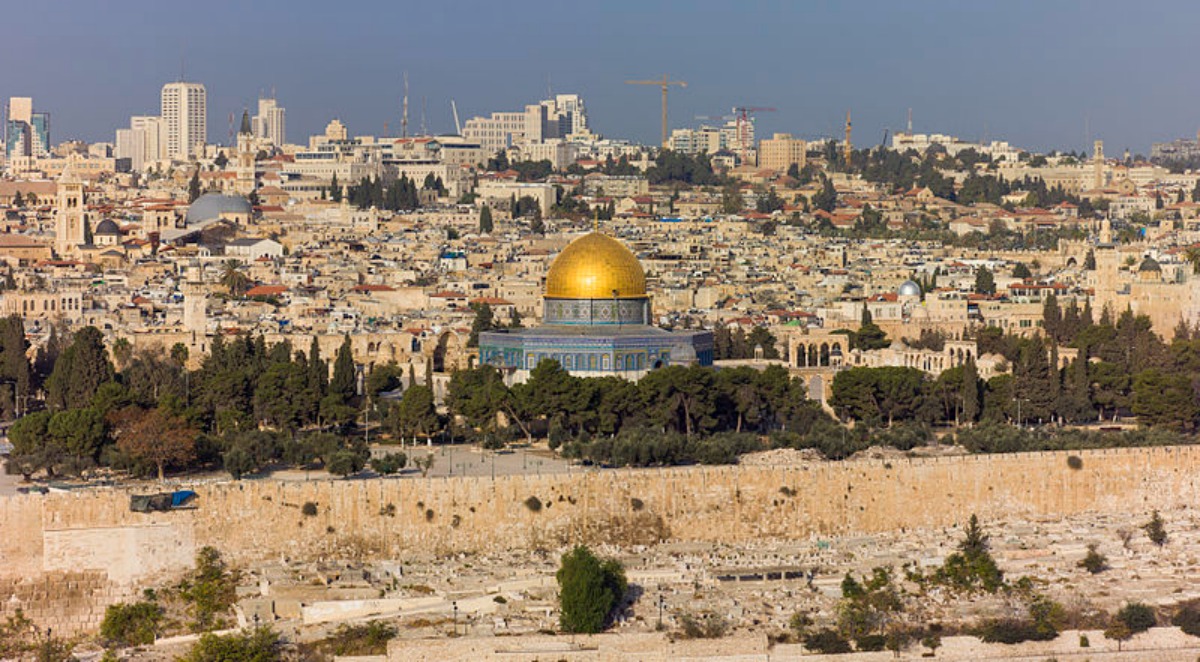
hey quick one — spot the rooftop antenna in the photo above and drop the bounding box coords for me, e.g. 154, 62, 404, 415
401, 71, 409, 138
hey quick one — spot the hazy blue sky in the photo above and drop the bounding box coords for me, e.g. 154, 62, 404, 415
3, 0, 1197, 154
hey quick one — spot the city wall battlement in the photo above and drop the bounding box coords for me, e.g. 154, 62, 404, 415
2, 445, 1198, 635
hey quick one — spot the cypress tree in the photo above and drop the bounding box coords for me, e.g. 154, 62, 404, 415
188, 171, 202, 203
962, 358, 980, 425
479, 205, 493, 234
330, 172, 341, 202
329, 335, 356, 402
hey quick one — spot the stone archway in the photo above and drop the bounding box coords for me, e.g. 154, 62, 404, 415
431, 331, 464, 372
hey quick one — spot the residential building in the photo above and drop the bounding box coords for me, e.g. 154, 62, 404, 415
758, 133, 807, 173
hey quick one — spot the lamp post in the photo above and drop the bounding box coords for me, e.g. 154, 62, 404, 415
657, 592, 666, 630
452, 601, 458, 636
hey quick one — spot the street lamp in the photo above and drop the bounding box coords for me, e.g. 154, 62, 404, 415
657, 592, 666, 630
452, 601, 458, 636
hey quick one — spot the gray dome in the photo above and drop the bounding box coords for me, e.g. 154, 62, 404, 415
93, 219, 120, 235
185, 193, 252, 225
1138, 256, 1161, 272
897, 280, 922, 296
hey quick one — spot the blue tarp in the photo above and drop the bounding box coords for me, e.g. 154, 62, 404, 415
171, 490, 197, 507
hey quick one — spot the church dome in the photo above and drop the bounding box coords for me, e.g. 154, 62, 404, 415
545, 232, 647, 299
94, 219, 120, 235
897, 280, 922, 297
185, 193, 252, 225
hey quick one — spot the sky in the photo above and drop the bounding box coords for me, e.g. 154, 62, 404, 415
3, 0, 1198, 155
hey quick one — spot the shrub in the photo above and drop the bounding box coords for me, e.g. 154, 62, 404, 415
301, 502, 318, 516
524, 496, 543, 512
678, 612, 729, 639
371, 452, 407, 475
630, 497, 644, 511
181, 626, 280, 662
319, 622, 396, 656
1078, 543, 1108, 574
424, 508, 434, 522
1116, 602, 1156, 634
100, 600, 162, 646
327, 449, 366, 477
855, 633, 886, 651
556, 546, 627, 634
1144, 510, 1168, 546
804, 628, 852, 654
975, 618, 1052, 644
1067, 455, 1083, 470
1171, 599, 1200, 637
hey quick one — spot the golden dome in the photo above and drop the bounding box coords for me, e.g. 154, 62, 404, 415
545, 232, 647, 299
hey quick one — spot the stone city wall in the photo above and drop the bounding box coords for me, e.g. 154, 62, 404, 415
3, 445, 1200, 635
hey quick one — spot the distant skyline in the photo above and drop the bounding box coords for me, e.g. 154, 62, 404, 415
3, 0, 1199, 155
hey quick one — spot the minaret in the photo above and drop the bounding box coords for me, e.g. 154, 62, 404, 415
843, 110, 853, 166
1093, 140, 1104, 190
182, 263, 207, 353
235, 109, 255, 196
55, 176, 87, 257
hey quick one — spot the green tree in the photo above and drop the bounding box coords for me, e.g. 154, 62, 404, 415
1116, 602, 1156, 634
219, 260, 251, 297
812, 176, 838, 212
934, 514, 1004, 593
388, 384, 438, 441
101, 601, 162, 647
467, 302, 496, 348
6, 410, 60, 478
479, 204, 493, 233
45, 326, 114, 411
556, 546, 627, 634
973, 265, 996, 295
962, 358, 980, 424
188, 171, 202, 203
329, 335, 356, 404
1143, 510, 1167, 546
329, 172, 342, 202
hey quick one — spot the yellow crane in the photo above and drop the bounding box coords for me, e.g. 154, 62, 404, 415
625, 75, 687, 147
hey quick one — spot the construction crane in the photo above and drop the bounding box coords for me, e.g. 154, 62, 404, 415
732, 106, 776, 165
626, 75, 687, 148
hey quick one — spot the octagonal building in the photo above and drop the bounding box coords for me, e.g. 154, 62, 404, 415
479, 231, 713, 382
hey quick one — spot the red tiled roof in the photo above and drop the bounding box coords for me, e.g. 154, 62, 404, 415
246, 285, 288, 296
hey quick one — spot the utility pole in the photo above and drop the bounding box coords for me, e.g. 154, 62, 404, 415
626, 75, 687, 148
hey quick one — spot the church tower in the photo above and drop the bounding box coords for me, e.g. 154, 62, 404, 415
235, 110, 256, 196
1093, 140, 1105, 190
55, 177, 87, 257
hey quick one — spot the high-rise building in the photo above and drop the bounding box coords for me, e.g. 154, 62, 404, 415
252, 97, 286, 147
161, 82, 207, 159
5, 97, 50, 161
